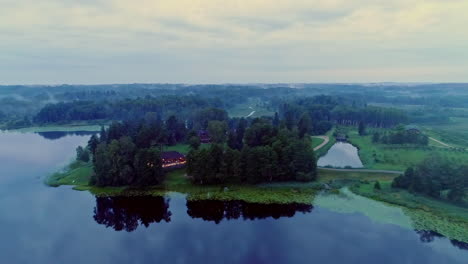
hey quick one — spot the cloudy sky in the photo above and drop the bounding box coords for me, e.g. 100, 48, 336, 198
1, 0, 467, 84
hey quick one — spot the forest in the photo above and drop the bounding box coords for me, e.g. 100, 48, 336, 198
392, 155, 468, 204
83, 108, 316, 187
187, 119, 317, 184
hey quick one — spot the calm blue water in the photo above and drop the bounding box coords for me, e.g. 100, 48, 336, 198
318, 142, 364, 168
0, 131, 466, 264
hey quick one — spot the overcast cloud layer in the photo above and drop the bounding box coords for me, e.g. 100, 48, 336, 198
1, 0, 467, 84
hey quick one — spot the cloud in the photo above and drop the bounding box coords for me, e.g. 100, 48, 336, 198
0, 0, 467, 83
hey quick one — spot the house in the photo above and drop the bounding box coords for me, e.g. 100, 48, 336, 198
197, 130, 211, 143
405, 125, 421, 134
161, 151, 186, 168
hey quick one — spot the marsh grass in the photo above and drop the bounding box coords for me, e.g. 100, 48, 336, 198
350, 181, 468, 242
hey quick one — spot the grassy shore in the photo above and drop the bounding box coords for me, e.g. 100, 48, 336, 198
47, 160, 468, 242
350, 181, 468, 243
347, 129, 468, 171
314, 128, 336, 158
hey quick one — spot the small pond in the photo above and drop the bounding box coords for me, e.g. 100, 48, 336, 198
318, 142, 364, 168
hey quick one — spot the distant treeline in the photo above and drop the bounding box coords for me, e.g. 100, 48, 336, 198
277, 96, 408, 133
34, 96, 224, 124
393, 155, 468, 204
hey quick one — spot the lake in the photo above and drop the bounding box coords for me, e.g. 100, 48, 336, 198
0, 131, 466, 263
318, 142, 364, 168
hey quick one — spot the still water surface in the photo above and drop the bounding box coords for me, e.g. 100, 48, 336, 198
318, 142, 364, 168
0, 131, 466, 263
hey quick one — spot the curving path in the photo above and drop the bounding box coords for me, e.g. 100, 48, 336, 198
312, 136, 330, 151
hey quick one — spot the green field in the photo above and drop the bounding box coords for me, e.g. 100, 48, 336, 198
422, 117, 468, 148
347, 129, 468, 171
311, 137, 325, 149
227, 98, 275, 118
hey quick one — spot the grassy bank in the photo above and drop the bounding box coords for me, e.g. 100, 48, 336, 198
47, 163, 324, 204
350, 181, 468, 243
314, 128, 336, 158
347, 129, 468, 171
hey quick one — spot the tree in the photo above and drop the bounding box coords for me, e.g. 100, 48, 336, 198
298, 114, 312, 138
235, 118, 247, 150
273, 112, 280, 127
133, 147, 164, 186
76, 146, 90, 162
227, 130, 238, 150
88, 134, 100, 156
358, 121, 366, 136
207, 121, 228, 143
372, 132, 380, 143
188, 136, 201, 150
374, 181, 381, 190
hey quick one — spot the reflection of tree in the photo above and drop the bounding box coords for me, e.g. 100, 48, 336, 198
187, 200, 313, 224
93, 196, 171, 232
416, 230, 443, 243
451, 239, 468, 250
416, 230, 468, 250
37, 131, 96, 140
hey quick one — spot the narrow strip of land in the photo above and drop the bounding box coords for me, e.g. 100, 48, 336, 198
318, 167, 403, 174
312, 136, 329, 151
246, 111, 256, 117
429, 137, 452, 148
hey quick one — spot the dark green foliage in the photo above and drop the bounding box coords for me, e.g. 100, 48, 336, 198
188, 136, 201, 150
374, 181, 381, 190
207, 121, 228, 143
298, 113, 312, 138
244, 119, 277, 147
376, 126, 429, 145
76, 146, 90, 162
187, 124, 317, 185
33, 96, 223, 124
392, 156, 467, 204
279, 96, 407, 135
372, 132, 380, 143
235, 118, 247, 150
133, 147, 165, 186
358, 121, 366, 136
273, 112, 280, 127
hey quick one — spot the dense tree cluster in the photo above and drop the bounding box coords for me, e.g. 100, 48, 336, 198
372, 126, 429, 145
392, 155, 468, 203
187, 118, 317, 184
278, 96, 408, 134
34, 96, 223, 124
88, 114, 191, 186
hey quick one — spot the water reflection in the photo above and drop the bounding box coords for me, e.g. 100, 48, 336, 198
36, 131, 96, 140
318, 142, 364, 168
93, 196, 171, 232
187, 200, 313, 224
416, 230, 468, 250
